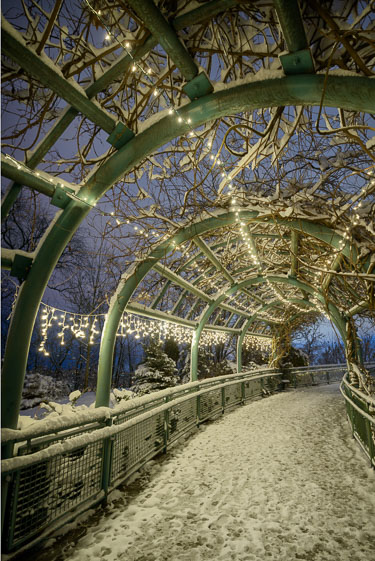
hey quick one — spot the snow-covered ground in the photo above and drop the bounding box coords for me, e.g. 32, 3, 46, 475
18, 383, 375, 561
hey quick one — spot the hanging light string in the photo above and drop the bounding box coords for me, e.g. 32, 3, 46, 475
81, 0, 240, 203
5, 4, 373, 335
243, 334, 272, 352
29, 301, 272, 356
83, 0, 199, 146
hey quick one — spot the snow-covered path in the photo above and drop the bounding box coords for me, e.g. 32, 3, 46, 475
52, 384, 375, 561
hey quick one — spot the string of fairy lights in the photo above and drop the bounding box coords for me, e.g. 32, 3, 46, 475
243, 334, 273, 352
36, 302, 272, 357
4, 4, 374, 342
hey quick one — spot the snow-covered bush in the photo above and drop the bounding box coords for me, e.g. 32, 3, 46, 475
39, 390, 92, 416
132, 340, 179, 394
280, 346, 309, 369
110, 388, 135, 405
21, 372, 71, 409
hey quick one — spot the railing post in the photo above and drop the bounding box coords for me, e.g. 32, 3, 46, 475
346, 386, 355, 437
196, 386, 201, 426
365, 402, 375, 468
164, 396, 170, 453
241, 381, 245, 404
221, 386, 225, 413
1, 441, 14, 541
326, 370, 330, 384
3, 470, 21, 552
101, 418, 114, 501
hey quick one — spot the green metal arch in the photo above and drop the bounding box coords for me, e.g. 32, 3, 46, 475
236, 298, 314, 373
190, 275, 346, 382
2, 74, 374, 427
96, 211, 351, 404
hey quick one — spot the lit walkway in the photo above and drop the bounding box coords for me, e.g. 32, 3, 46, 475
54, 385, 375, 560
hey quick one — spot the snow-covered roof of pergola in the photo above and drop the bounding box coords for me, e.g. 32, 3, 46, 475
1, 0, 374, 427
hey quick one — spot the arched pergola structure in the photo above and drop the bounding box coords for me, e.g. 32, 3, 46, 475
95, 211, 352, 405
1, 0, 374, 431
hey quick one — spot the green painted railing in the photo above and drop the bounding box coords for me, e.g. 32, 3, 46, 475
285, 363, 354, 388
1, 364, 373, 553
340, 372, 375, 468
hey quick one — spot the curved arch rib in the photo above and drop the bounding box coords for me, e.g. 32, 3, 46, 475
96, 211, 350, 404
2, 75, 373, 427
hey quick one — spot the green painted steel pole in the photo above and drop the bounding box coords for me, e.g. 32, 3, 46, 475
193, 236, 234, 283
1, 249, 14, 270
127, 0, 198, 81
1, 0, 241, 221
153, 262, 213, 303
1, 155, 57, 198
81, 75, 375, 202
1, 201, 88, 429
1, 21, 117, 134
1, 106, 78, 222
97, 211, 356, 405
194, 277, 347, 378
273, 0, 308, 52
191, 296, 227, 381
1, 184, 23, 221
1, 1, 241, 221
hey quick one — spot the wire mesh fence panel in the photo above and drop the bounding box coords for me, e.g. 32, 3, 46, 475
223, 383, 242, 410
327, 369, 346, 382
168, 386, 197, 400
244, 378, 263, 401
349, 391, 372, 457
263, 375, 282, 393
4, 439, 103, 551
167, 398, 197, 444
199, 389, 222, 422
4, 366, 368, 554
308, 371, 324, 385
16, 422, 107, 456
110, 412, 165, 485
113, 398, 166, 425
293, 373, 312, 387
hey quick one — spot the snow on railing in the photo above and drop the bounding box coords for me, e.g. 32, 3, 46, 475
1, 367, 279, 446
1, 364, 372, 554
339, 373, 375, 468
1, 367, 281, 553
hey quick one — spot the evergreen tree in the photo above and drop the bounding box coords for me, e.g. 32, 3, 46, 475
163, 338, 179, 363
132, 339, 179, 394
180, 346, 214, 383
215, 358, 235, 377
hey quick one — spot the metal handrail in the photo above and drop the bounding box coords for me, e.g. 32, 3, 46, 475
1, 364, 373, 554
1, 371, 280, 474
340, 379, 375, 423
1, 367, 279, 447
339, 372, 375, 469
